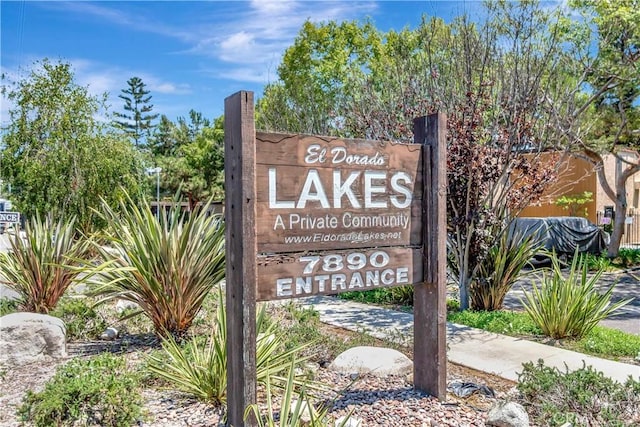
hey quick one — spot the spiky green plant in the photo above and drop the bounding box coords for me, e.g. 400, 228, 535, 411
521, 251, 632, 339
147, 289, 315, 405
89, 193, 225, 339
471, 229, 543, 310
0, 215, 88, 313
245, 357, 354, 427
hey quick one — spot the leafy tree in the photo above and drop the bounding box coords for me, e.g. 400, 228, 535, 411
0, 59, 145, 232
149, 114, 177, 157
154, 113, 224, 209
113, 76, 159, 147
555, 191, 594, 217
256, 3, 565, 309
551, 0, 640, 257
257, 20, 382, 136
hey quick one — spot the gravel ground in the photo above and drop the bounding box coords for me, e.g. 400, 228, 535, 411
0, 339, 517, 427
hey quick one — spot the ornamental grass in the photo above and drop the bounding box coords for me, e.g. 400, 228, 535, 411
521, 251, 632, 339
88, 193, 225, 340
147, 289, 314, 405
471, 229, 543, 311
0, 215, 89, 313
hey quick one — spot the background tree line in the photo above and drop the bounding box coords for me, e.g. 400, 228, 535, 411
1, 67, 224, 233
1, 0, 636, 310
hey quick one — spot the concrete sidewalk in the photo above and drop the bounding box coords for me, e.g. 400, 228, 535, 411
297, 296, 640, 384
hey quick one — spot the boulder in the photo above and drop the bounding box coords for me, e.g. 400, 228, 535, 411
0, 284, 20, 301
328, 346, 412, 377
115, 299, 139, 314
100, 327, 118, 340
0, 312, 67, 365
486, 401, 530, 427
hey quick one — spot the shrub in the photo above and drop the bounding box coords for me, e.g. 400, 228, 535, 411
0, 215, 89, 313
583, 252, 611, 271
471, 229, 543, 310
147, 289, 313, 404
340, 286, 413, 306
17, 353, 142, 427
88, 193, 225, 340
517, 359, 640, 426
50, 297, 107, 340
390, 285, 414, 306
520, 251, 632, 339
0, 298, 19, 316
274, 302, 380, 363
615, 247, 640, 268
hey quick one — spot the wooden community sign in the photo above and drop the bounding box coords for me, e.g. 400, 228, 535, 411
224, 91, 446, 427
256, 131, 424, 301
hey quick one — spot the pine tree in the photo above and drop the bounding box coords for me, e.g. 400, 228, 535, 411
114, 77, 159, 147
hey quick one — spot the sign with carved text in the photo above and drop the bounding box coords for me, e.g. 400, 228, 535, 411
255, 132, 423, 300
225, 92, 447, 425
257, 247, 423, 301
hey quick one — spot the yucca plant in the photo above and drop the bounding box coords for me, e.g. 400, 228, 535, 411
88, 193, 225, 339
245, 357, 355, 427
520, 251, 632, 339
0, 215, 88, 313
471, 229, 543, 310
147, 289, 314, 405
244, 359, 359, 427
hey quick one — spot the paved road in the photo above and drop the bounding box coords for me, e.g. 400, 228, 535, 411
504, 268, 640, 335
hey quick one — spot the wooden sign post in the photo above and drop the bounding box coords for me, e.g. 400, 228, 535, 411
225, 91, 257, 426
413, 114, 447, 398
225, 91, 446, 427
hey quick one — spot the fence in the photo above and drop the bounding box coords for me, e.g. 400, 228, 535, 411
596, 211, 640, 247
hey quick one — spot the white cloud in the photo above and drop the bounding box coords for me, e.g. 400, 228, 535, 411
200, 0, 379, 83
3, 0, 380, 113
219, 67, 273, 84
0, 58, 192, 126
49, 1, 379, 81
151, 82, 191, 95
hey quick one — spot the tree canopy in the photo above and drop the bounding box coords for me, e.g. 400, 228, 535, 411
1, 59, 145, 232
256, 1, 569, 309
150, 111, 224, 209
550, 0, 640, 255
114, 76, 159, 147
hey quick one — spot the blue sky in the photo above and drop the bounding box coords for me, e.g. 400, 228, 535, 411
1, 1, 483, 126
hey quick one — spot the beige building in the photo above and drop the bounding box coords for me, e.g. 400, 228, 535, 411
519, 150, 640, 245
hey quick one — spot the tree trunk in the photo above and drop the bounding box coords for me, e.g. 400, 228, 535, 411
583, 148, 640, 258
458, 268, 471, 311
459, 279, 470, 311
608, 197, 626, 258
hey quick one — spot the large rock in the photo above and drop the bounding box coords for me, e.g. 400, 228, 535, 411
328, 346, 412, 377
0, 312, 67, 365
0, 283, 20, 301
115, 299, 139, 314
486, 401, 530, 427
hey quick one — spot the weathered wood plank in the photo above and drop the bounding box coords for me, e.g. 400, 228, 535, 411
225, 91, 257, 427
256, 246, 423, 301
413, 113, 447, 400
254, 131, 423, 253
256, 132, 423, 169
256, 200, 423, 253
